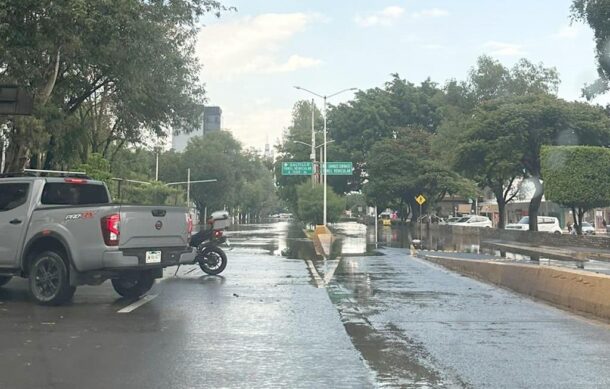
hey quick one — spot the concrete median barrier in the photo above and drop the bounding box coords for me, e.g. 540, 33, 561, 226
424, 254, 610, 322
313, 225, 333, 258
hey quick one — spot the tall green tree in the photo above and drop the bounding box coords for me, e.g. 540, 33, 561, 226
462, 95, 610, 230
0, 0, 227, 172
365, 128, 475, 220
275, 100, 324, 211
542, 146, 610, 234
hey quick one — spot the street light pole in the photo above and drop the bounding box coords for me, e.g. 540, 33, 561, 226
323, 95, 328, 225
294, 86, 357, 226
311, 98, 316, 187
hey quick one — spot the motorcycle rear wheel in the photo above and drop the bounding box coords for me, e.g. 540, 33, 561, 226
198, 247, 227, 275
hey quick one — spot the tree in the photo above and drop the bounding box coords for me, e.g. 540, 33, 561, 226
542, 146, 610, 234
572, 0, 610, 98
328, 76, 445, 190
295, 183, 345, 226
275, 100, 324, 211
178, 132, 243, 213
463, 95, 610, 231
365, 128, 475, 220
0, 0, 227, 172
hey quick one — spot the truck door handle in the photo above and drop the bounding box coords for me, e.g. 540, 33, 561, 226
9, 219, 22, 225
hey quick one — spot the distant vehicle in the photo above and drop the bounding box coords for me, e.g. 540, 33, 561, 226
446, 216, 461, 225
379, 211, 392, 226
452, 215, 493, 228
505, 216, 562, 234
581, 222, 595, 235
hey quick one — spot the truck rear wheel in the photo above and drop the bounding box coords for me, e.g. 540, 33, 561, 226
0, 276, 12, 287
28, 251, 74, 305
112, 272, 155, 299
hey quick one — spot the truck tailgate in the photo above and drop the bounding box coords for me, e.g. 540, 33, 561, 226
118, 206, 189, 249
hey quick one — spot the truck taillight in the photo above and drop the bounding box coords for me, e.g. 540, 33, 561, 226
186, 213, 193, 235
101, 213, 120, 246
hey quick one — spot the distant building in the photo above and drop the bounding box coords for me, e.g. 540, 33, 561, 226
171, 106, 223, 152
203, 106, 222, 135
263, 135, 274, 160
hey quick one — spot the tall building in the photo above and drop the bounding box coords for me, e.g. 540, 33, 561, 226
171, 106, 222, 152
203, 106, 222, 135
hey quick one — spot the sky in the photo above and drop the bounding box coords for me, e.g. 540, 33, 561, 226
193, 0, 605, 151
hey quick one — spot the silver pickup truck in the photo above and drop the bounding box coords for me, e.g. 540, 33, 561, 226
0, 174, 196, 305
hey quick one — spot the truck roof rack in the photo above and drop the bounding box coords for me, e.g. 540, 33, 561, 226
0, 169, 91, 179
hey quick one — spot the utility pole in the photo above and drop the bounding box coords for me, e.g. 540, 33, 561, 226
294, 86, 357, 226
311, 98, 316, 187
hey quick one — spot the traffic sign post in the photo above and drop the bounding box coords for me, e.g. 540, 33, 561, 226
415, 194, 427, 242
282, 161, 352, 176
281, 162, 314, 176
321, 162, 353, 175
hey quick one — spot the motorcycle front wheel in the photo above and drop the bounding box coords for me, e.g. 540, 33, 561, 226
198, 246, 227, 275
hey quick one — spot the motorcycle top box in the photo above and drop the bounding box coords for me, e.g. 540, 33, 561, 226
208, 210, 231, 230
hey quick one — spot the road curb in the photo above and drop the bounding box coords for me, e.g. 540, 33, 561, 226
422, 254, 610, 322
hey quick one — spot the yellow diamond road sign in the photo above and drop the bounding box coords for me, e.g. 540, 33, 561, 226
415, 194, 426, 206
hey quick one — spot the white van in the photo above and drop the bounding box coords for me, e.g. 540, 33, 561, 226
505, 216, 562, 234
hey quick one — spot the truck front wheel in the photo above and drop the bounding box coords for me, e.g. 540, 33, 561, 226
29, 251, 74, 305
112, 272, 155, 299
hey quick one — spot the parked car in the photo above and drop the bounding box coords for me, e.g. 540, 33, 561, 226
452, 215, 493, 228
581, 222, 595, 235
505, 216, 562, 234
446, 216, 462, 225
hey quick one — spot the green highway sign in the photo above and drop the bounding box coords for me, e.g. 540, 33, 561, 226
282, 162, 313, 175
322, 162, 353, 175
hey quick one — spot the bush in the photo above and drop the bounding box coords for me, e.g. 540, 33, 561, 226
296, 182, 345, 225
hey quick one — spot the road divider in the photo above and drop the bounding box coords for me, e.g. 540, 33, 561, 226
422, 254, 610, 322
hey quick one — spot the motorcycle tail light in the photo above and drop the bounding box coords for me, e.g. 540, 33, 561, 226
213, 230, 223, 238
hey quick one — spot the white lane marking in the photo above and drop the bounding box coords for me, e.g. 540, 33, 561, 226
117, 294, 158, 314
306, 260, 325, 288
323, 258, 341, 285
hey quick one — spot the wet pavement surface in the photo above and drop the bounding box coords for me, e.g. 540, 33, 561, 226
4, 221, 610, 388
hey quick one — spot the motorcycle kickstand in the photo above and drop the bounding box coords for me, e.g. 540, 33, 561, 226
174, 265, 181, 277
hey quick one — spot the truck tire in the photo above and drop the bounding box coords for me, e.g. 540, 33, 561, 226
28, 251, 73, 306
112, 272, 155, 299
0, 276, 12, 287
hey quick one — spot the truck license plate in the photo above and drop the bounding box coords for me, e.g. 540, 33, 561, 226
146, 251, 162, 264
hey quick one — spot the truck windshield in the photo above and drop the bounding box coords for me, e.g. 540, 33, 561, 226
41, 183, 109, 205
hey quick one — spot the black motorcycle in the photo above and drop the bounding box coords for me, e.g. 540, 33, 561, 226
189, 227, 228, 275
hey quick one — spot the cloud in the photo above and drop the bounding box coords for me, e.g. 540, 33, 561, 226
355, 6, 449, 27
483, 41, 526, 57
553, 24, 582, 40
197, 13, 322, 79
224, 107, 292, 149
412, 8, 449, 18
355, 6, 405, 27
420, 43, 446, 50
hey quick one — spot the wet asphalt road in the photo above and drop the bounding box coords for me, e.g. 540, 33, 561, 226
3, 221, 610, 388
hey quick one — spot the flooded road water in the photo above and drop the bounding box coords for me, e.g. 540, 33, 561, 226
228, 221, 610, 388
4, 220, 610, 388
